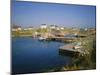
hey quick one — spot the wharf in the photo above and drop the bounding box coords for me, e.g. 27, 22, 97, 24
59, 44, 84, 55
47, 36, 77, 42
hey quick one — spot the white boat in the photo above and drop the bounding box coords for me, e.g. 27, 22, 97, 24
38, 37, 46, 40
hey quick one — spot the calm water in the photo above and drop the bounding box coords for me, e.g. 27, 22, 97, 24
12, 37, 72, 74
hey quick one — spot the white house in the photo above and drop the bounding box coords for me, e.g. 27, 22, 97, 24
84, 28, 88, 31
12, 28, 17, 31
60, 27, 64, 30
27, 27, 33, 30
17, 27, 21, 31
40, 24, 47, 29
56, 27, 60, 30
50, 25, 57, 29
23, 27, 33, 31
12, 26, 22, 31
23, 28, 28, 31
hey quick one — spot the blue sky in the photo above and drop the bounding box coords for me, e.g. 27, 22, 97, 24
11, 1, 96, 28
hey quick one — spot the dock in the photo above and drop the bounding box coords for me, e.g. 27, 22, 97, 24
59, 44, 77, 52
47, 36, 77, 42
59, 44, 85, 56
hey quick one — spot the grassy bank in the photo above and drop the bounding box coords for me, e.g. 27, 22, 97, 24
44, 34, 96, 72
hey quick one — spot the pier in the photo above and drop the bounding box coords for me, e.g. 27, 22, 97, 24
59, 44, 79, 53
59, 44, 85, 56
47, 36, 77, 42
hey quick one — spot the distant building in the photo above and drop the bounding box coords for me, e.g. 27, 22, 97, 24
12, 25, 22, 31
23, 28, 28, 31
27, 27, 34, 30
12, 29, 17, 31
23, 27, 34, 31
56, 27, 60, 30
50, 25, 64, 30
60, 27, 64, 30
84, 28, 88, 31
17, 27, 21, 31
40, 24, 47, 29
50, 25, 58, 29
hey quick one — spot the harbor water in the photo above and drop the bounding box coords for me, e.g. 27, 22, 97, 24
12, 37, 72, 74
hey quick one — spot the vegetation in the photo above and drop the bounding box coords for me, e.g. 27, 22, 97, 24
44, 29, 96, 72
12, 26, 96, 71
61, 32, 96, 71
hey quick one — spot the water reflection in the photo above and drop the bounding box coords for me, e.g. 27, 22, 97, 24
59, 50, 78, 57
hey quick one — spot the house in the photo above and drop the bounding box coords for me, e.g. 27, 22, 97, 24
60, 27, 64, 30
23, 28, 28, 31
23, 27, 34, 31
27, 27, 34, 30
12, 28, 17, 31
50, 25, 57, 29
17, 27, 21, 31
56, 27, 60, 30
12, 25, 22, 31
40, 24, 47, 29
84, 28, 88, 31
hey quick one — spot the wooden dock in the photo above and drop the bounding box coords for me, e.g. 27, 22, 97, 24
59, 44, 77, 52
47, 36, 77, 42
59, 44, 84, 55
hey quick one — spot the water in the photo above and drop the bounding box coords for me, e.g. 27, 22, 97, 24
12, 37, 72, 74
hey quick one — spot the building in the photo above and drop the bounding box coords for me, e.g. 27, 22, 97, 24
56, 27, 60, 30
12, 25, 22, 31
50, 25, 58, 29
23, 27, 34, 31
40, 24, 47, 29
60, 27, 64, 30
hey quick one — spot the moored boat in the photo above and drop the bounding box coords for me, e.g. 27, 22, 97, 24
38, 37, 47, 41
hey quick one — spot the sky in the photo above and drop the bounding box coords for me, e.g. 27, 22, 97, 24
11, 1, 96, 28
